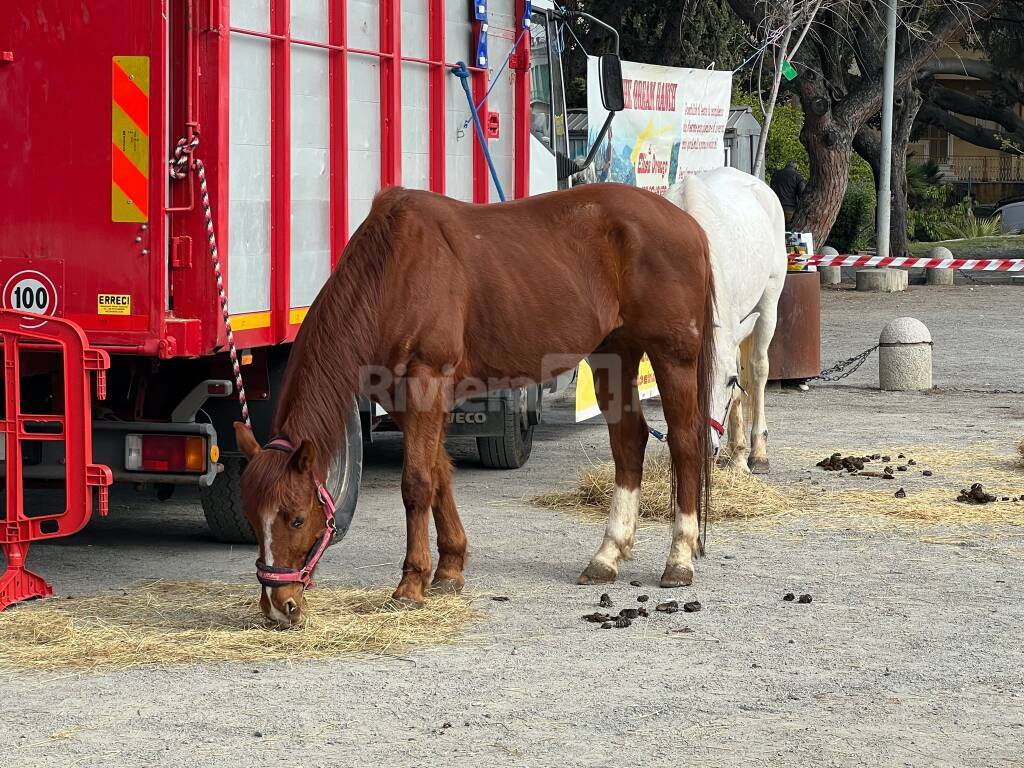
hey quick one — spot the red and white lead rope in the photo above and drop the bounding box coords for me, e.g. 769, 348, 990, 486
170, 133, 251, 428
799, 254, 1024, 272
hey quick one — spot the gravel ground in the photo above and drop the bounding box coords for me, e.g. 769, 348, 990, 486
2, 284, 1023, 767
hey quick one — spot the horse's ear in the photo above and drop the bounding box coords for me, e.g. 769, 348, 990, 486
234, 422, 260, 460
290, 440, 316, 475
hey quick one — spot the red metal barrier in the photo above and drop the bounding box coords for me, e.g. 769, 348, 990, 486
0, 310, 112, 611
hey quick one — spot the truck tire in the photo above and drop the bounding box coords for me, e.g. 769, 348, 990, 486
477, 388, 535, 469
200, 457, 255, 543
201, 401, 363, 543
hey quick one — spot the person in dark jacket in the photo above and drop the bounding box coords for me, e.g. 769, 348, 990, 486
770, 161, 807, 228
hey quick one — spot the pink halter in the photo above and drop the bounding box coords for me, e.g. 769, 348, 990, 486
254, 437, 337, 590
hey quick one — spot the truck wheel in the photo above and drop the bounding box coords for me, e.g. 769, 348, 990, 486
200, 457, 256, 543
477, 388, 535, 469
201, 401, 363, 543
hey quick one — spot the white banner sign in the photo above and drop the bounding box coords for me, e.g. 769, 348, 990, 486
577, 60, 731, 421
586, 59, 732, 194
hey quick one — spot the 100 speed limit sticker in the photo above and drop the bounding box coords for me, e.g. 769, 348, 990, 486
3, 270, 59, 329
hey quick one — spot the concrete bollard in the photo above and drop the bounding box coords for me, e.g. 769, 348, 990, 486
879, 317, 933, 391
818, 247, 842, 285
926, 246, 954, 286
857, 268, 908, 293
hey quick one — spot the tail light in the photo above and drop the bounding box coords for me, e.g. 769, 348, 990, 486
125, 434, 206, 473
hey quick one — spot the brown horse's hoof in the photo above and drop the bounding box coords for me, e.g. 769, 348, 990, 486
384, 595, 424, 611
748, 457, 770, 474
659, 563, 694, 588
429, 577, 465, 595
578, 561, 617, 585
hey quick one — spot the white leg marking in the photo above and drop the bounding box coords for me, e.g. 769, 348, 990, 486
668, 494, 699, 566
593, 486, 640, 566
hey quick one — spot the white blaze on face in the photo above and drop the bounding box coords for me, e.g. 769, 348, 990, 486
261, 512, 291, 625
261, 515, 275, 567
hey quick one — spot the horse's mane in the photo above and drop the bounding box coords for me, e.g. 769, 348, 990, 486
269, 187, 408, 474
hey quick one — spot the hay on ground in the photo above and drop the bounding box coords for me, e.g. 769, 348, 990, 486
536, 445, 1024, 529
534, 448, 799, 524
0, 581, 474, 672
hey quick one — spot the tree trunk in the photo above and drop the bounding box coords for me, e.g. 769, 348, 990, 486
790, 76, 854, 246
854, 84, 923, 258
853, 126, 881, 179
889, 86, 923, 257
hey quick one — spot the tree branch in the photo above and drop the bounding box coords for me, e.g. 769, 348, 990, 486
924, 81, 1024, 139
917, 102, 1005, 150
838, 0, 1002, 127
917, 57, 1024, 103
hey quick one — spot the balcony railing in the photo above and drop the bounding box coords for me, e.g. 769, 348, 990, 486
949, 155, 1024, 183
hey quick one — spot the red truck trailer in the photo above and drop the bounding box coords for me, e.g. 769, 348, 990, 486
0, 0, 622, 589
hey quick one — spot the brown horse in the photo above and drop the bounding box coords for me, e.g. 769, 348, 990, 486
234, 183, 715, 627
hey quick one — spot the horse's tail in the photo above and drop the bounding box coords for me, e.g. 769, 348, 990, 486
274, 187, 406, 464
695, 229, 716, 555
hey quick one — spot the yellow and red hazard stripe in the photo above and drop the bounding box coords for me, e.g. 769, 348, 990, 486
111, 56, 150, 222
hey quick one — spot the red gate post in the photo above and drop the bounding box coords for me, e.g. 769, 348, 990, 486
0, 310, 112, 611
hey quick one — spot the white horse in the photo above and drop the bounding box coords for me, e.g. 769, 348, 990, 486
666, 166, 788, 473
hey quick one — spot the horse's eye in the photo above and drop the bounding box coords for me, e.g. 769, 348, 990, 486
291, 516, 305, 529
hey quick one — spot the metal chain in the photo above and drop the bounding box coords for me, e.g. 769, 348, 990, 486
957, 268, 983, 285
807, 344, 879, 383
170, 133, 251, 428
953, 387, 1024, 395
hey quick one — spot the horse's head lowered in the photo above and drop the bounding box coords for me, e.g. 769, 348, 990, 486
234, 422, 335, 628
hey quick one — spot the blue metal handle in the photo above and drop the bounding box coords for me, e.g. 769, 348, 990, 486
451, 61, 506, 203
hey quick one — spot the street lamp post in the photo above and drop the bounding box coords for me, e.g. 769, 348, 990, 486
877, 0, 898, 259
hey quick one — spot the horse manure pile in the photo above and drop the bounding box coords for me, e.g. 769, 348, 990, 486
958, 483, 998, 504
816, 451, 920, 479
955, 483, 1023, 504
805, 445, 1024, 526
582, 590, 700, 630
817, 453, 870, 472
0, 581, 474, 672
535, 449, 798, 525
782, 592, 813, 603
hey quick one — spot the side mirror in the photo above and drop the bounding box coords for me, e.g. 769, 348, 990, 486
599, 53, 624, 112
